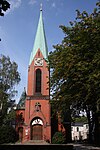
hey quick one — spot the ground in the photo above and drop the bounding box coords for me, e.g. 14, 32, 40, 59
1, 142, 100, 150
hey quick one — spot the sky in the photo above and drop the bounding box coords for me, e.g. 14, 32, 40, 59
0, 0, 98, 103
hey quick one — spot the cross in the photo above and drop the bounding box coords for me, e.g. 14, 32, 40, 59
40, 3, 42, 11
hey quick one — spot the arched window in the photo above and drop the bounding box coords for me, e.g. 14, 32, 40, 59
35, 69, 41, 93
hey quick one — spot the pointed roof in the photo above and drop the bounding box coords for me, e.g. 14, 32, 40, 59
17, 88, 26, 109
29, 6, 48, 65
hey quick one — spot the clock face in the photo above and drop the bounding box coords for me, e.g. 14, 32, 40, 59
34, 58, 43, 66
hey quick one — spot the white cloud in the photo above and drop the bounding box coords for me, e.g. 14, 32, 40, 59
8, 0, 21, 9
29, 0, 37, 5
4, 0, 21, 14
52, 2, 56, 8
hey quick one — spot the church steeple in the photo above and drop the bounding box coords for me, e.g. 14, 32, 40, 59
16, 5, 51, 143
29, 5, 48, 65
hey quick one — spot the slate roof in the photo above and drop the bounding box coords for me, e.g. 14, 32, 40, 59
17, 89, 26, 109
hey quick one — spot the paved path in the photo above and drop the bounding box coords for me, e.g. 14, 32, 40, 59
73, 143, 100, 150
11, 142, 100, 149
1, 141, 100, 150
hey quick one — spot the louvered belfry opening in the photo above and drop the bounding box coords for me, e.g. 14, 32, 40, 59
35, 69, 41, 93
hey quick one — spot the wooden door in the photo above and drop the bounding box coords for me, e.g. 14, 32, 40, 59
32, 124, 43, 140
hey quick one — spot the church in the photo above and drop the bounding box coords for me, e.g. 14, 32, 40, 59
16, 6, 52, 143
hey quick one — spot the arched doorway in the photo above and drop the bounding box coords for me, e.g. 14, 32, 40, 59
31, 118, 43, 140
32, 124, 43, 140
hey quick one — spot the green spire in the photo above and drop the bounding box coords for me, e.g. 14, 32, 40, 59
29, 5, 48, 65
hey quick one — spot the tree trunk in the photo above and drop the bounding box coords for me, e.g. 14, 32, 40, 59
63, 123, 72, 143
63, 108, 72, 143
85, 107, 93, 143
94, 112, 100, 146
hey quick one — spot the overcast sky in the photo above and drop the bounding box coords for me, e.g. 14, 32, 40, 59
0, 0, 97, 103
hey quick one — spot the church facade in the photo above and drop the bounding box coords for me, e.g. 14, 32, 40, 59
16, 7, 51, 143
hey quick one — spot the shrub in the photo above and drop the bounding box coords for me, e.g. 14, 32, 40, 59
52, 131, 66, 144
0, 125, 18, 144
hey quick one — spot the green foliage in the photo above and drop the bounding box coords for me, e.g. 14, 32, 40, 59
49, 2, 100, 144
0, 125, 18, 144
0, 0, 10, 16
72, 116, 88, 123
52, 132, 66, 144
0, 54, 21, 125
3, 109, 16, 125
49, 1, 100, 114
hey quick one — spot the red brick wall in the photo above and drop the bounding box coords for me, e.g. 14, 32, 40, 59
27, 49, 49, 96
16, 49, 51, 142
22, 49, 51, 142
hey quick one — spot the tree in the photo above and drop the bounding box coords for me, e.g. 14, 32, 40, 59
49, 2, 100, 145
72, 116, 88, 123
0, 0, 10, 41
0, 54, 21, 126
0, 125, 18, 144
52, 131, 66, 144
3, 108, 16, 126
0, 0, 10, 16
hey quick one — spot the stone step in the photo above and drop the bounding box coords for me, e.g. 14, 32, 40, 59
22, 140, 49, 145
28, 140, 46, 143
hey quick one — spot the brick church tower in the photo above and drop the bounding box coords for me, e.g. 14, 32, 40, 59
16, 6, 51, 143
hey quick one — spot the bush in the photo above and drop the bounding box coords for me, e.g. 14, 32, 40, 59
52, 131, 66, 144
0, 125, 18, 144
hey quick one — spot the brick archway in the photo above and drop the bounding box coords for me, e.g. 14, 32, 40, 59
31, 118, 43, 140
